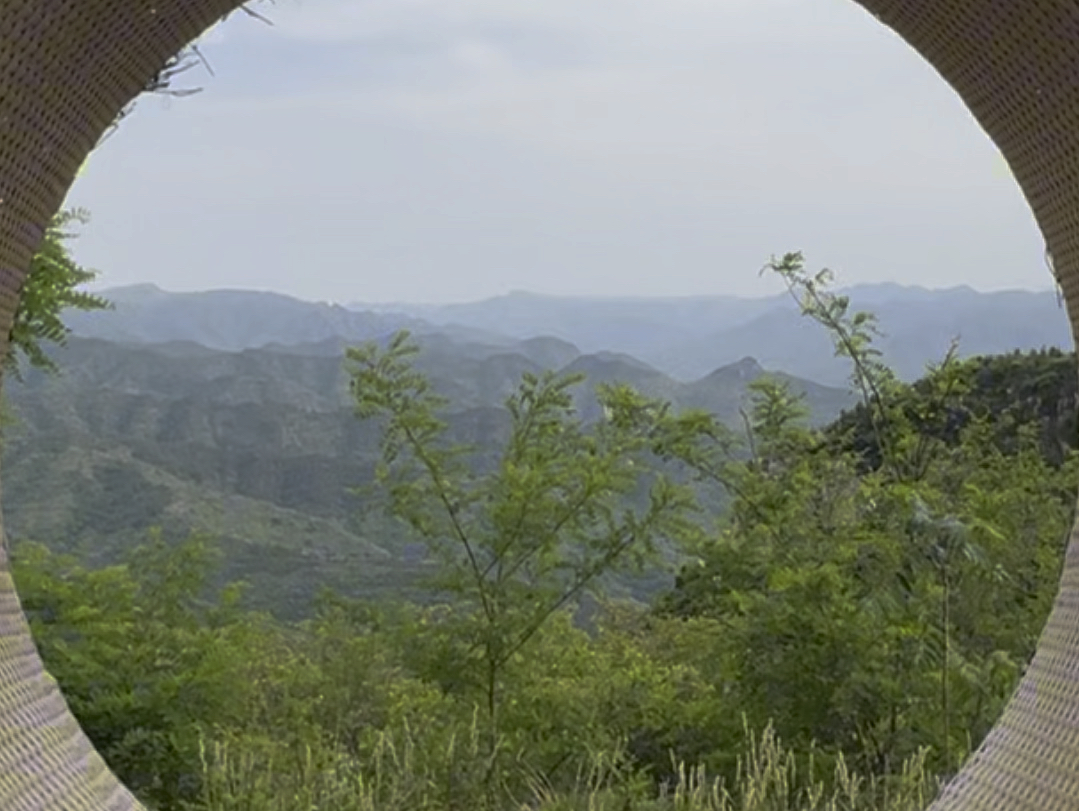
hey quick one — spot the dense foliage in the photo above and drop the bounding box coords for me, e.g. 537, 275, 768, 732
7, 207, 112, 377
9, 254, 1076, 810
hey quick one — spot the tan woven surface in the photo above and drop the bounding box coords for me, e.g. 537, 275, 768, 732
0, 4, 249, 809
2, 0, 1079, 809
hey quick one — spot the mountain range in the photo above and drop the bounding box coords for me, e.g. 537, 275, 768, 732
351, 284, 1073, 385
68, 282, 1073, 387
1, 330, 849, 618
3, 280, 1067, 617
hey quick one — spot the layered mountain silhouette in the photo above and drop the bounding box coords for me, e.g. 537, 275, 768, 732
71, 282, 1072, 387
7, 280, 1064, 616
351, 284, 1073, 385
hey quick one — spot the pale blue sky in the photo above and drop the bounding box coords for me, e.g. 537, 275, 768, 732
65, 0, 1050, 305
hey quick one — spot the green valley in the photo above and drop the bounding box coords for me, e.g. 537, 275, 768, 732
1, 332, 853, 618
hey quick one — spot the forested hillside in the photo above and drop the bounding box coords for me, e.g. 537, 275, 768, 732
1, 333, 851, 617
10, 254, 1075, 811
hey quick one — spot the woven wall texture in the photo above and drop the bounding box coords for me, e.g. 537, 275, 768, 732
2, 1, 1079, 809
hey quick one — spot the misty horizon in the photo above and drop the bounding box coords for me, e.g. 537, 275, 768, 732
65, 0, 1049, 306
88, 278, 1059, 310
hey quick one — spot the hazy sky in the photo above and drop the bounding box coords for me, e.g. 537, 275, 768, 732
65, 0, 1051, 305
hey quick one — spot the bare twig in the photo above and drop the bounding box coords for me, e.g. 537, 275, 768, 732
240, 2, 276, 25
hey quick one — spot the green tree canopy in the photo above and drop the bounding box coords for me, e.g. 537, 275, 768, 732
7, 207, 112, 378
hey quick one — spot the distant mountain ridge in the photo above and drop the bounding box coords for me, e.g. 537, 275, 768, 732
69, 285, 511, 354
350, 286, 1071, 386
76, 282, 1072, 387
